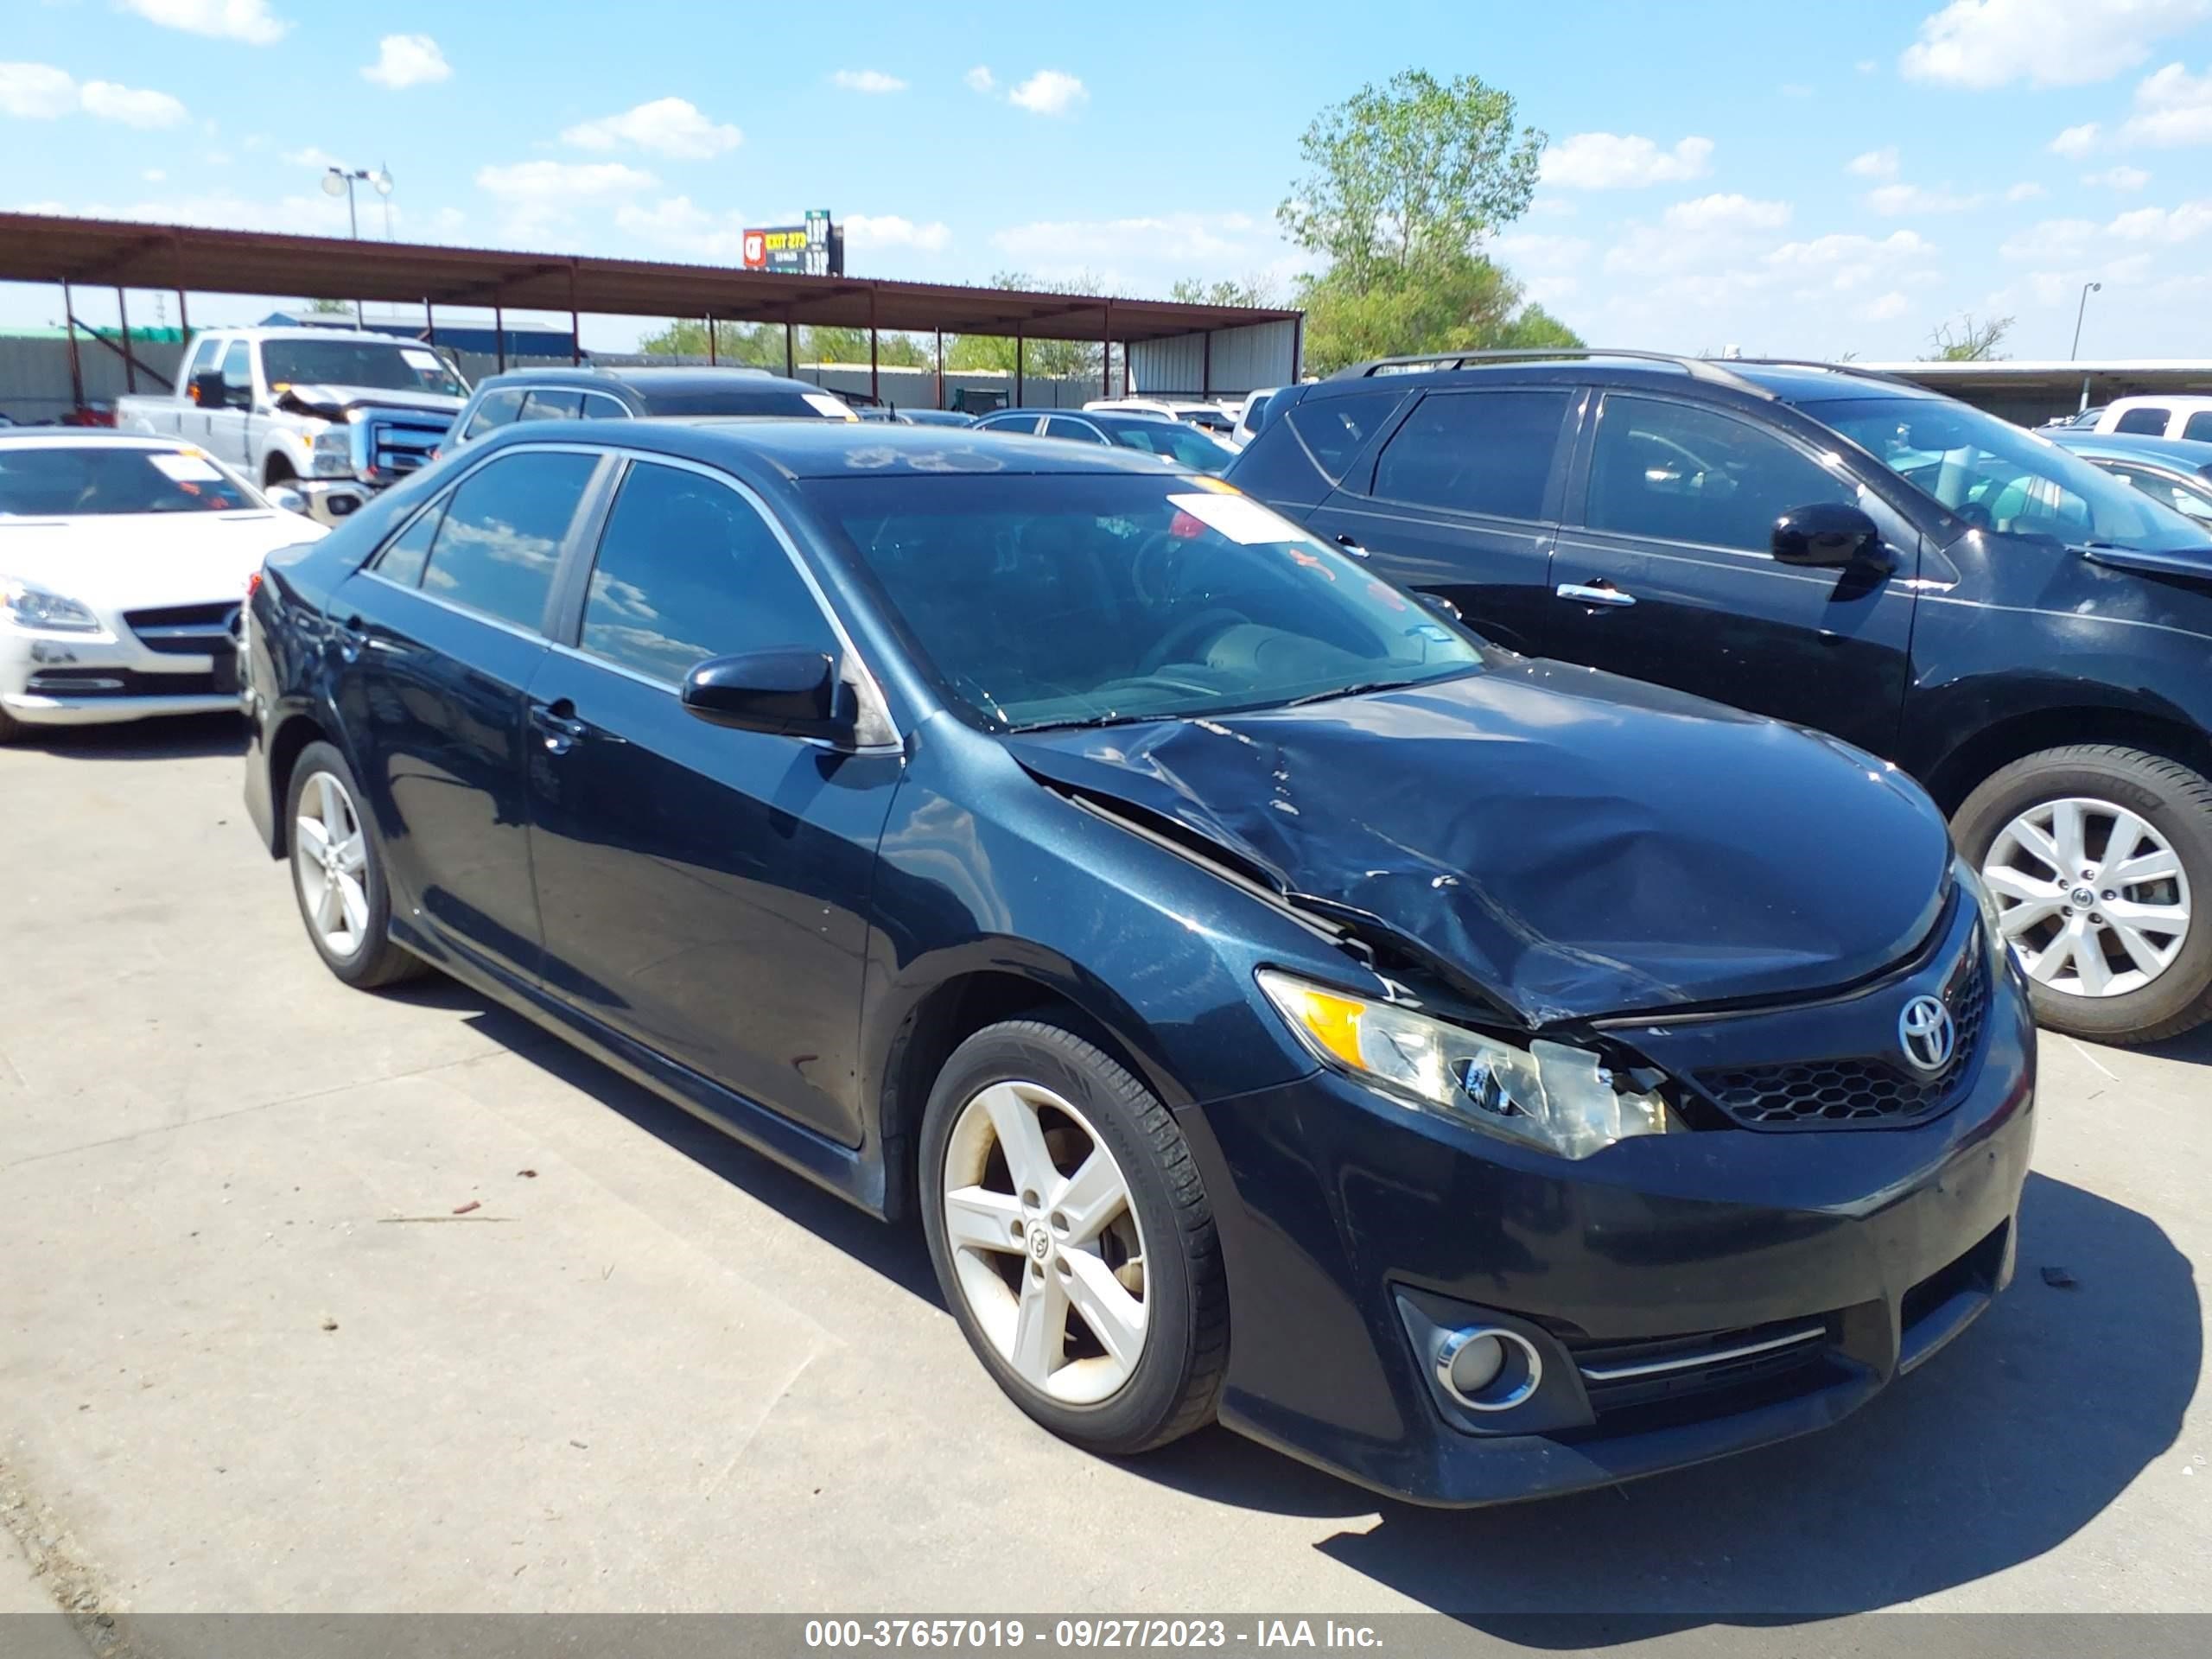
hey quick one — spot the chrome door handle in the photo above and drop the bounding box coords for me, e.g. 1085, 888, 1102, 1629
1556, 582, 1637, 608
1333, 533, 1370, 556
530, 699, 589, 753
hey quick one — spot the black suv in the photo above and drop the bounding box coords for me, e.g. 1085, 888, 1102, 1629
445, 365, 855, 448
1228, 351, 2212, 1045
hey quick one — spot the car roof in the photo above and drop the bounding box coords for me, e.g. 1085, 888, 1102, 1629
2106, 393, 2212, 410
0, 430, 200, 450
2050, 429, 2212, 471
1304, 354, 1942, 408
486, 417, 1201, 480
474, 365, 791, 394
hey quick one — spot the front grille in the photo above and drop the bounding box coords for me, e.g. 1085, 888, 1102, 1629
124, 602, 239, 656
1692, 938, 1990, 1129
361, 412, 448, 481
1559, 1316, 1841, 1438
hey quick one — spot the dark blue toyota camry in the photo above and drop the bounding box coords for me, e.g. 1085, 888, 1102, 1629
240, 420, 2035, 1506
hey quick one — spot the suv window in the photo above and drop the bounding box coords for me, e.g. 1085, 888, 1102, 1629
418, 450, 599, 631
579, 461, 836, 683
978, 413, 1039, 435
1587, 395, 1850, 553
578, 391, 630, 421
1042, 416, 1107, 443
2113, 406, 2171, 435
1284, 391, 1403, 483
2184, 411, 2212, 442
518, 389, 584, 423
2108, 463, 2212, 523
372, 499, 448, 587
462, 389, 527, 440
1370, 391, 1567, 520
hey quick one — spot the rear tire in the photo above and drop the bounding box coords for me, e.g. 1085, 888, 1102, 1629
285, 740, 427, 989
918, 1019, 1228, 1455
1953, 744, 2212, 1044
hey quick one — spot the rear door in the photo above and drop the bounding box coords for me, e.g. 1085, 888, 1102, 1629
522, 455, 898, 1147
1302, 387, 1576, 657
328, 444, 606, 982
1041, 416, 1109, 444
1546, 391, 1919, 757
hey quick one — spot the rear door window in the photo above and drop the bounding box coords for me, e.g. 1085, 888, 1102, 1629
1370, 391, 1569, 521
461, 389, 527, 439
372, 499, 447, 587
578, 391, 631, 420
2113, 406, 2171, 435
518, 389, 585, 423
1283, 391, 1404, 484
1041, 416, 1108, 443
416, 449, 599, 632
2183, 411, 2212, 442
1586, 396, 1853, 553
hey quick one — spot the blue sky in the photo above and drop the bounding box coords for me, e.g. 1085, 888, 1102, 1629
4, 0, 2210, 359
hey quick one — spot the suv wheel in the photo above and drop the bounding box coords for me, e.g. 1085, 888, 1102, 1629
286, 741, 427, 989
1954, 744, 2212, 1044
918, 1019, 1228, 1455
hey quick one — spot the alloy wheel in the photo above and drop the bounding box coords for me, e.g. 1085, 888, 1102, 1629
940, 1079, 1148, 1405
294, 769, 372, 960
1981, 795, 2192, 998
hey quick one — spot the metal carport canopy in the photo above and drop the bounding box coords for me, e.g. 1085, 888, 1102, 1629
0, 213, 1300, 343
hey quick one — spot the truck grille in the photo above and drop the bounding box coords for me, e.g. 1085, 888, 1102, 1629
1691, 937, 1990, 1129
124, 602, 240, 657
359, 410, 449, 481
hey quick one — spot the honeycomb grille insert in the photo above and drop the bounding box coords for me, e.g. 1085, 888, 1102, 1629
1694, 943, 1990, 1129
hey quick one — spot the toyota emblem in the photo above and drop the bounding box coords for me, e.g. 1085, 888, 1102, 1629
1898, 994, 1955, 1073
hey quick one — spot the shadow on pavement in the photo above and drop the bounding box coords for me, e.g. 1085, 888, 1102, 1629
16, 711, 245, 761
2137, 1024, 2212, 1067
404, 975, 2196, 1630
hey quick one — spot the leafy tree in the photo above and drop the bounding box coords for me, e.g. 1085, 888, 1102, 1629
302, 297, 353, 316
944, 270, 1107, 379
638, 318, 784, 365
1167, 276, 1281, 308
800, 326, 929, 367
1923, 314, 2013, 361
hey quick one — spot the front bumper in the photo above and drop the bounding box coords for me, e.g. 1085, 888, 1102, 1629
291, 478, 372, 529
1181, 941, 2036, 1507
1, 626, 240, 728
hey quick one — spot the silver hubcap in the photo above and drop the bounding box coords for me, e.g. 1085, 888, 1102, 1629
1982, 796, 2192, 998
941, 1080, 1147, 1405
294, 770, 371, 958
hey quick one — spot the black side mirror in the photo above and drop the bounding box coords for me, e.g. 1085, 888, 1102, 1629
1772, 502, 1886, 569
681, 650, 853, 743
189, 371, 227, 409
1417, 590, 1464, 623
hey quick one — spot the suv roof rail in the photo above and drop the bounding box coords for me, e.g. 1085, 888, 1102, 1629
1719, 357, 1923, 391
1327, 348, 1776, 400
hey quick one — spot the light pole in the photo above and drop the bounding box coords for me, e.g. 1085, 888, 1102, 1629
2070, 279, 2101, 361
321, 165, 395, 325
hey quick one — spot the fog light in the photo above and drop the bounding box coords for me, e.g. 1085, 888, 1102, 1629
1435, 1325, 1543, 1412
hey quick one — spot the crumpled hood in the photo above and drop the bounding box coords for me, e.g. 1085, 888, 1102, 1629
1005, 659, 1952, 1025
273, 384, 464, 422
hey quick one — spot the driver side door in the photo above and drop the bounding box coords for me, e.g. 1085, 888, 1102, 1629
1546, 392, 1921, 759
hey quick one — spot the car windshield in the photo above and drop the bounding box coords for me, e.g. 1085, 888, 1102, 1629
1817, 396, 2212, 552
0, 445, 262, 516
260, 339, 467, 397
1102, 420, 1236, 473
804, 474, 1482, 730
1179, 408, 1234, 431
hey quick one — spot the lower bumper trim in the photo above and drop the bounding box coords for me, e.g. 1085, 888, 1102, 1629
0, 692, 242, 726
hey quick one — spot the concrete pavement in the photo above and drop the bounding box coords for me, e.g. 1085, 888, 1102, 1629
1, 715, 2204, 1643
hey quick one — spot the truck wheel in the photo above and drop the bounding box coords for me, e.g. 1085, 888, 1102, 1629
1953, 745, 2212, 1045
264, 457, 296, 487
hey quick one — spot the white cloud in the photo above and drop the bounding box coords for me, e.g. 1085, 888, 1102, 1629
2123, 60, 2212, 145
1490, 230, 1592, 305
1847, 146, 1900, 179
1863, 290, 1912, 321
362, 34, 450, 90
1764, 229, 1939, 295
2049, 122, 2101, 157
843, 213, 950, 251
830, 69, 906, 94
120, 0, 289, 45
478, 161, 657, 200
562, 97, 741, 159
2086, 164, 2153, 190
1999, 218, 2099, 261
1866, 182, 1986, 214
1, 63, 186, 126
1900, 0, 2208, 89
2107, 198, 2212, 242
1856, 58, 1879, 73
964, 66, 995, 93
993, 211, 1257, 264
0, 61, 78, 118
613, 194, 750, 260
143, 168, 166, 182
1008, 69, 1087, 116
2006, 180, 2048, 200
1602, 194, 1791, 277
281, 144, 346, 169
1667, 193, 1790, 233
79, 79, 188, 126
1540, 131, 1713, 188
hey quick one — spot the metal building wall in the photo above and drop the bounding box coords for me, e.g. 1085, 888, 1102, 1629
1128, 319, 1300, 398
0, 335, 189, 423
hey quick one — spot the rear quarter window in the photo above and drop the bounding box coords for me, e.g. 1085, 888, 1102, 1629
2183, 411, 2212, 442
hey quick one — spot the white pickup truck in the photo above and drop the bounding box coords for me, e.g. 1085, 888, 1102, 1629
119, 327, 468, 525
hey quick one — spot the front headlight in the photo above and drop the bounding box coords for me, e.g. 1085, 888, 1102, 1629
312, 427, 353, 477
1256, 969, 1671, 1160
2, 577, 104, 634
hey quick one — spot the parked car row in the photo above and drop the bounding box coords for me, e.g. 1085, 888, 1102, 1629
237, 415, 2036, 1509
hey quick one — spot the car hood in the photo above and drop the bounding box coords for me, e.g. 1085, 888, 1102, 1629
1004, 659, 1953, 1026
0, 511, 327, 612
273, 384, 465, 421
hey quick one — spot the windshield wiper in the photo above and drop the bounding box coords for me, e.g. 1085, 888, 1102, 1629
1013, 711, 1173, 734
1282, 678, 1419, 708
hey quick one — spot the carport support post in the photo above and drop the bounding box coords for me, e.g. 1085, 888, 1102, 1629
60, 281, 84, 410
568, 263, 582, 365
1201, 329, 1211, 400
868, 289, 880, 404
494, 304, 506, 373
423, 300, 435, 347
706, 315, 716, 366
1101, 302, 1111, 400
785, 321, 795, 378
116, 286, 135, 393
1014, 334, 1024, 406
935, 327, 944, 410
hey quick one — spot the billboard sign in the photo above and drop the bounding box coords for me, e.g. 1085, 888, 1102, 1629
741, 211, 841, 276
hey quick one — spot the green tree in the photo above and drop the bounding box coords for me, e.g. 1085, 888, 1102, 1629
1275, 69, 1577, 374
637, 318, 784, 365
1167, 276, 1281, 308
1923, 313, 2013, 361
944, 270, 1107, 379
799, 326, 929, 366
302, 297, 353, 316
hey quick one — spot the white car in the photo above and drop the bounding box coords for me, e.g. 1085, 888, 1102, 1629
1083, 397, 1243, 445
2094, 395, 2212, 443
1, 432, 324, 741
1231, 387, 1283, 448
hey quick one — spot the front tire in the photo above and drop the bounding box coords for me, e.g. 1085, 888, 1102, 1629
0, 703, 23, 745
285, 741, 426, 989
1953, 744, 2212, 1044
919, 1019, 1228, 1455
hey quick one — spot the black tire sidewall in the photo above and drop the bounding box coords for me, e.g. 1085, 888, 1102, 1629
1954, 749, 2212, 1039
285, 740, 399, 988
918, 1021, 1199, 1452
